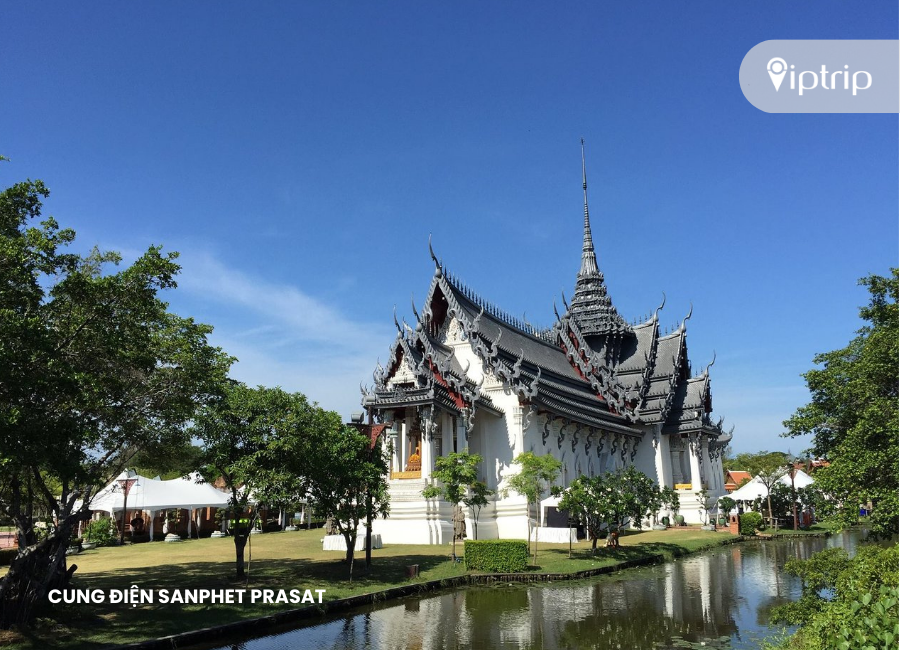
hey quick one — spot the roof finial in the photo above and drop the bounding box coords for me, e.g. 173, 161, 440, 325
579, 138, 600, 278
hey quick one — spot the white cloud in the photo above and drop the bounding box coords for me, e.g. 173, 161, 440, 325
178, 252, 387, 350
174, 251, 395, 419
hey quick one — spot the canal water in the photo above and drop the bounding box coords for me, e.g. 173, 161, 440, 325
211, 532, 862, 650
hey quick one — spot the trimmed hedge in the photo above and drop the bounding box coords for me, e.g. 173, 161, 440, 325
739, 512, 763, 535
464, 539, 528, 573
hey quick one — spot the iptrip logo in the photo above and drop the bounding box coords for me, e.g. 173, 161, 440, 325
766, 57, 872, 96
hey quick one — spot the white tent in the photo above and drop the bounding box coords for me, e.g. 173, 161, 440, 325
728, 477, 768, 502
783, 468, 814, 489
86, 471, 231, 540
728, 469, 815, 503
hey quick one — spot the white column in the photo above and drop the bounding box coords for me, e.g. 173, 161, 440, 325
389, 428, 400, 474
653, 430, 672, 489
421, 409, 433, 480
689, 436, 703, 491
149, 510, 155, 541
456, 413, 467, 454
511, 406, 525, 457
400, 418, 408, 470
700, 438, 710, 489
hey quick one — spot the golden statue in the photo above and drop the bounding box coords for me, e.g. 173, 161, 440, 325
405, 444, 422, 472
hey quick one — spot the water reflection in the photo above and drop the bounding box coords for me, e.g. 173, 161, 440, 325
212, 532, 861, 650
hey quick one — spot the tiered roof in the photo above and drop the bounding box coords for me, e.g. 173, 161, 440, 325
365, 146, 731, 447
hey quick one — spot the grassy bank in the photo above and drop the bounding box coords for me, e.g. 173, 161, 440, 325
759, 522, 834, 537
1, 527, 737, 649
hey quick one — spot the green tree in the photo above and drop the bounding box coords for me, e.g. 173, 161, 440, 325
464, 481, 493, 541
784, 270, 898, 539
504, 452, 562, 565
556, 466, 660, 553
555, 474, 607, 553
422, 450, 491, 557
302, 424, 390, 580
192, 382, 319, 579
0, 178, 231, 627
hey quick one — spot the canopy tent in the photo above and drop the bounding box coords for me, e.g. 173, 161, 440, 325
84, 471, 231, 540
728, 478, 768, 502
727, 469, 815, 503
785, 468, 814, 489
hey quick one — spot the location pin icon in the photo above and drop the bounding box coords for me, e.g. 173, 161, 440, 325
767, 58, 787, 91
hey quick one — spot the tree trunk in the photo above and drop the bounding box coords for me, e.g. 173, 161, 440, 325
0, 523, 74, 628
525, 501, 532, 558
233, 533, 248, 579
365, 494, 373, 569
343, 532, 356, 582
790, 472, 798, 530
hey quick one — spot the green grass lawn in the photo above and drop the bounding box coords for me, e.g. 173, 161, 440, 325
1, 526, 737, 650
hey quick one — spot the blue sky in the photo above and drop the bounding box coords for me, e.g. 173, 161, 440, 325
1, 2, 896, 455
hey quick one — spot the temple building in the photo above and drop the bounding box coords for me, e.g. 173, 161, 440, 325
362, 146, 732, 544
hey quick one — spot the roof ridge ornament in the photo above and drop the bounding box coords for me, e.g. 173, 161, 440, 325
428, 234, 441, 274
654, 292, 666, 320
705, 350, 716, 375
680, 302, 694, 331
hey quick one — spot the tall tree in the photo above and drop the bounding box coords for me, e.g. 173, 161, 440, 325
302, 424, 390, 580
0, 178, 231, 627
422, 449, 489, 558
192, 382, 317, 579
784, 270, 899, 538
504, 452, 562, 565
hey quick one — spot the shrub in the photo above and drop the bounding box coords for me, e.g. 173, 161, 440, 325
772, 545, 898, 649
83, 517, 118, 546
464, 539, 528, 573
739, 512, 763, 535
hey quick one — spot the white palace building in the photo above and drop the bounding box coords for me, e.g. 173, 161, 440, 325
362, 148, 732, 545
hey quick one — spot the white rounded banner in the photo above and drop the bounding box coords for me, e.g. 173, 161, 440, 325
740, 40, 899, 113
